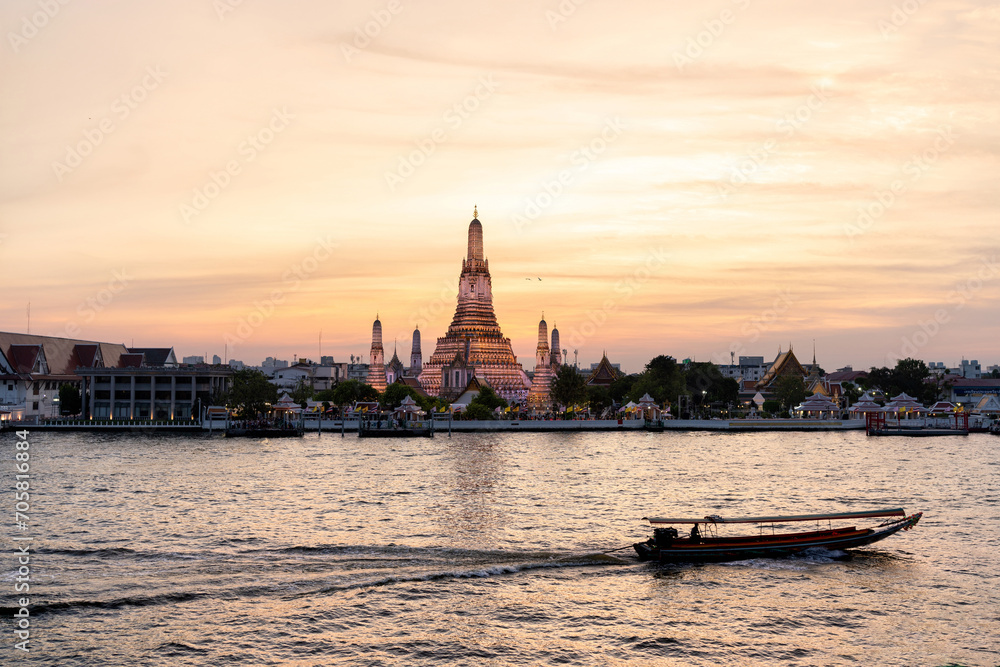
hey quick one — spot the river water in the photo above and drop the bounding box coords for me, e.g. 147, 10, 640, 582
3, 429, 998, 666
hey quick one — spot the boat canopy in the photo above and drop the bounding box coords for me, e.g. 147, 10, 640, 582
643, 508, 906, 525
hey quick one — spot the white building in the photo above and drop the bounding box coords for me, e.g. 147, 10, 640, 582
717, 356, 767, 383
269, 362, 342, 392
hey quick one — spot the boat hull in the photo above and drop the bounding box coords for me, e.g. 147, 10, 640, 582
634, 513, 922, 564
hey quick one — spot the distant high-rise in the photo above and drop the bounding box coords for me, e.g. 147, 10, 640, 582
419, 208, 529, 401
366, 316, 387, 392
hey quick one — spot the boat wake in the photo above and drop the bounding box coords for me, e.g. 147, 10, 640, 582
20, 543, 634, 616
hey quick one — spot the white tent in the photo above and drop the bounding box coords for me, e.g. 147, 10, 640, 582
849, 391, 882, 417
793, 393, 839, 419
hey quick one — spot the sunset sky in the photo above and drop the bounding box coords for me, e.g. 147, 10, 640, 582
2, 0, 998, 373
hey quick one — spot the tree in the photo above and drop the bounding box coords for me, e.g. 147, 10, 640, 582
864, 358, 935, 404
628, 355, 686, 407
379, 382, 435, 413
609, 374, 637, 403
290, 377, 314, 408
229, 369, 278, 418
470, 385, 508, 411
550, 365, 588, 409
841, 381, 862, 406
683, 362, 738, 407
773, 375, 807, 412
586, 386, 612, 416
59, 383, 81, 416
331, 379, 378, 410
463, 402, 494, 420
313, 388, 337, 404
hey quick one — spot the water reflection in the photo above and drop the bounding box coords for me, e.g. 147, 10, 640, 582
431, 434, 509, 541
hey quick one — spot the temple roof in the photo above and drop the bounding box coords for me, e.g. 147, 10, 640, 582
127, 348, 178, 367
586, 353, 622, 386
755, 348, 807, 390
0, 332, 129, 376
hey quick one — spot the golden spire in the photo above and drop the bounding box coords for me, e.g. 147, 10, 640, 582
473, 204, 478, 219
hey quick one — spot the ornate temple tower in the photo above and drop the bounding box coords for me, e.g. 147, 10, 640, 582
550, 324, 562, 367
366, 316, 387, 392
527, 316, 555, 410
386, 344, 405, 385
409, 327, 422, 376
419, 208, 530, 401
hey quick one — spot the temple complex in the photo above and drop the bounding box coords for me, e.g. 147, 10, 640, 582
419, 209, 530, 402
526, 316, 555, 409
366, 316, 387, 392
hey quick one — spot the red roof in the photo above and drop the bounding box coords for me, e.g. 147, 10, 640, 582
7, 345, 42, 374
0, 332, 128, 376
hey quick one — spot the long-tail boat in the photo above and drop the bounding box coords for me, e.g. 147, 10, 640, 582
633, 508, 922, 563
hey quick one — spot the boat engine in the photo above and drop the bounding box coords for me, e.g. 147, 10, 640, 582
653, 527, 679, 547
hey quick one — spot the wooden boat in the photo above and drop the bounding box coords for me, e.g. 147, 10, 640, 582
633, 508, 922, 563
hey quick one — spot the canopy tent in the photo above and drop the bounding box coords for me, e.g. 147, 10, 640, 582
273, 393, 299, 414
792, 392, 840, 419
849, 391, 882, 417
392, 395, 426, 422
883, 392, 927, 415
636, 393, 662, 419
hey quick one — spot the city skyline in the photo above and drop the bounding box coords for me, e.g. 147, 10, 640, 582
2, 1, 998, 373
